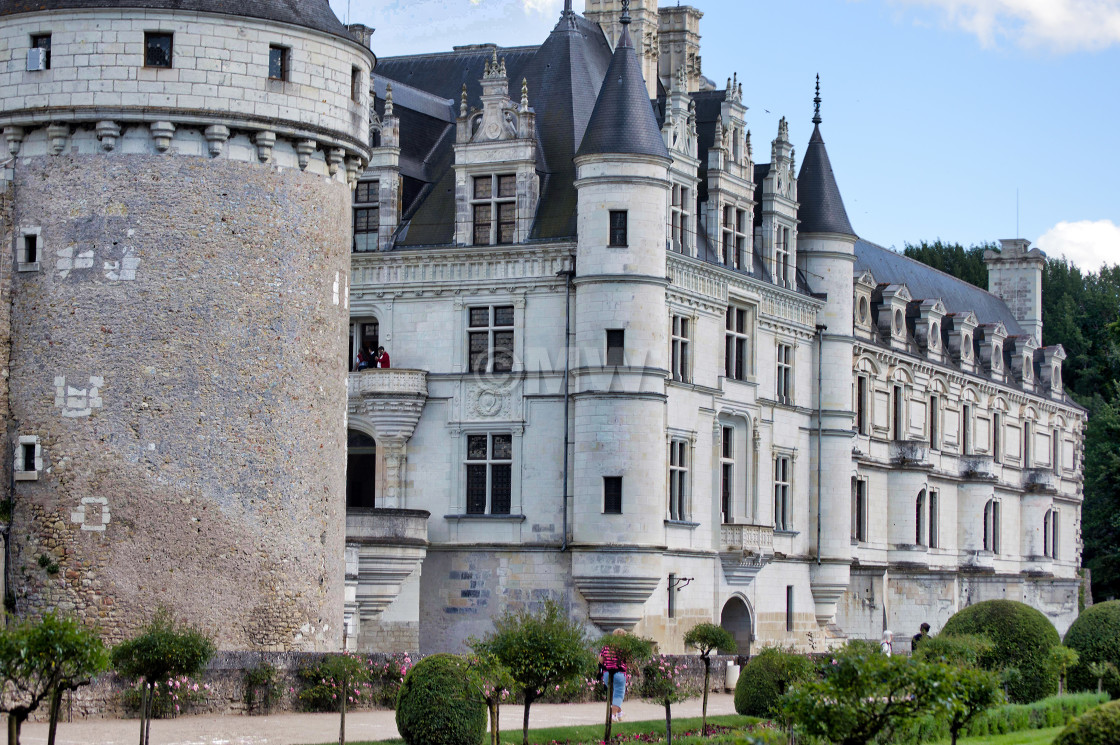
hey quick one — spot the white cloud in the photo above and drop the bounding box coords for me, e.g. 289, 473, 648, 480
891, 0, 1120, 51
1035, 219, 1120, 269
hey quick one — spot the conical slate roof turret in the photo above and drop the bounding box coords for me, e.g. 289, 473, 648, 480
797, 76, 855, 236
576, 4, 669, 159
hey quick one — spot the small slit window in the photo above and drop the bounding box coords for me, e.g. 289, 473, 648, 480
18, 229, 41, 271
30, 34, 51, 70
268, 45, 290, 81
606, 329, 625, 366
15, 436, 41, 481
351, 66, 363, 102
609, 210, 628, 247
604, 476, 622, 514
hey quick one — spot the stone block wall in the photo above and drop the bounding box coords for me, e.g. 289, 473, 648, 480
6, 152, 351, 649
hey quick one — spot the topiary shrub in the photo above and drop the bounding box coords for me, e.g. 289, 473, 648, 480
396, 654, 485, 745
733, 646, 815, 717
941, 600, 1060, 703
1052, 701, 1120, 745
1065, 600, 1120, 698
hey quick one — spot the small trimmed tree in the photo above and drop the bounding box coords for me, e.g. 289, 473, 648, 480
595, 632, 653, 742
1050, 646, 1080, 696
111, 608, 215, 745
0, 613, 109, 745
1087, 661, 1119, 695
781, 645, 952, 745
734, 646, 814, 719
682, 622, 736, 735
471, 600, 593, 745
396, 654, 485, 745
1065, 600, 1120, 698
640, 655, 695, 745
943, 666, 1004, 745
465, 651, 514, 745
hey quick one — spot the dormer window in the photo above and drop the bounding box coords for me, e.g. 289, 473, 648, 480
963, 333, 973, 359
472, 174, 516, 245
721, 205, 747, 269
670, 184, 691, 254
893, 309, 903, 336
775, 227, 792, 287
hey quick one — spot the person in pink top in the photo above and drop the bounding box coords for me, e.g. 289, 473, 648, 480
599, 628, 628, 721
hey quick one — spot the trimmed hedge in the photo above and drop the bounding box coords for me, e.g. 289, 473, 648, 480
941, 600, 1060, 703
897, 692, 1110, 745
733, 647, 814, 718
1065, 601, 1120, 698
1053, 700, 1120, 745
395, 654, 485, 745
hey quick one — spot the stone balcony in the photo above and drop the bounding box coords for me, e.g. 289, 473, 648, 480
347, 369, 428, 509
719, 523, 774, 586
961, 456, 998, 481
1023, 468, 1060, 494
890, 440, 931, 468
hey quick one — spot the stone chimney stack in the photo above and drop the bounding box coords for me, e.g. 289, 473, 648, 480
984, 238, 1046, 345
584, 0, 660, 98
657, 6, 703, 93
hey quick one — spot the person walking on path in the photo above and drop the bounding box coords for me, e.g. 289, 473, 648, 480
600, 628, 628, 722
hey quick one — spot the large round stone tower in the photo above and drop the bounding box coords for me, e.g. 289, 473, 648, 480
0, 0, 371, 649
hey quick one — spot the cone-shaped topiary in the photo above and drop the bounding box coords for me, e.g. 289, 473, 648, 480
1065, 600, 1120, 698
941, 599, 1059, 703
396, 654, 486, 745
1052, 701, 1120, 745
733, 646, 814, 717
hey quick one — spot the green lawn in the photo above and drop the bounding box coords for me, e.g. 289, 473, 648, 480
949, 727, 1064, 745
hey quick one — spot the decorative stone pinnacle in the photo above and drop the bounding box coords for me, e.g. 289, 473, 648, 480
460, 84, 468, 118
813, 73, 822, 125
385, 82, 394, 118
521, 78, 529, 108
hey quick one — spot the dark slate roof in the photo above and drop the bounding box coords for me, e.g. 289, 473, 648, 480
797, 124, 855, 236
376, 11, 614, 245
575, 21, 669, 159
854, 239, 1024, 334
0, 0, 351, 38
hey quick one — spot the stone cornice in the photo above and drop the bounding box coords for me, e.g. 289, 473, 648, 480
351, 244, 575, 291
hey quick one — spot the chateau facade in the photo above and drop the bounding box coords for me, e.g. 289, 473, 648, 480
0, 0, 1084, 656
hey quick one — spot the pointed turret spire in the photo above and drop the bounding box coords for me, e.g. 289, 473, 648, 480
798, 75, 855, 236
812, 73, 822, 125
575, 0, 668, 158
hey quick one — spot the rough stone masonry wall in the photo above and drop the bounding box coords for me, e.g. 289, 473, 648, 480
0, 177, 13, 580
6, 152, 351, 650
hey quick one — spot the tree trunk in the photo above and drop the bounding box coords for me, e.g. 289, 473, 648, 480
488, 700, 500, 745
338, 673, 347, 745
47, 687, 63, 745
1098, 677, 1103, 695
664, 701, 672, 745
8, 713, 17, 745
1058, 676, 1064, 696
604, 671, 615, 742
701, 656, 711, 736
521, 696, 534, 745
951, 726, 959, 745
138, 685, 148, 745
144, 684, 153, 745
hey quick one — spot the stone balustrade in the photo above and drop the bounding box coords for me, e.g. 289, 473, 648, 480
720, 523, 774, 555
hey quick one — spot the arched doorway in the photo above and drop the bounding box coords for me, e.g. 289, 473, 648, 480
347, 430, 377, 509
721, 596, 753, 657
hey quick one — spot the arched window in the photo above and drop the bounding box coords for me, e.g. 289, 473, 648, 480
983, 499, 1001, 553
1044, 508, 1060, 559
347, 430, 377, 510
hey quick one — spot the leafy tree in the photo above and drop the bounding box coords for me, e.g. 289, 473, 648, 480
640, 656, 695, 745
941, 666, 1004, 745
0, 613, 109, 745
682, 622, 736, 736
733, 646, 815, 718
913, 633, 994, 668
595, 632, 653, 742
395, 654, 484, 745
1083, 393, 1120, 601
1050, 646, 1081, 695
111, 608, 215, 745
470, 600, 593, 745
781, 645, 951, 745
465, 651, 514, 745
903, 240, 993, 289
317, 653, 371, 745
1087, 661, 1119, 695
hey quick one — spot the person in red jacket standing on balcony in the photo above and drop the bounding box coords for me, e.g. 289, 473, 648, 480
375, 346, 391, 369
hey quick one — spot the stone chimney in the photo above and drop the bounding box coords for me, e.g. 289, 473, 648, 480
584, 0, 660, 99
657, 6, 703, 93
348, 24, 374, 50
984, 238, 1045, 345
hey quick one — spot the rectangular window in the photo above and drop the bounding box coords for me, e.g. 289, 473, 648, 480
774, 455, 791, 531
668, 573, 677, 618
776, 343, 793, 404
14, 437, 40, 481
669, 440, 689, 521
471, 174, 516, 245
1023, 421, 1032, 467
670, 184, 690, 254
606, 329, 625, 366
983, 499, 1001, 553
929, 395, 940, 450
786, 585, 795, 632
21, 234, 38, 265
465, 433, 512, 515
31, 34, 51, 69
992, 412, 1002, 464
1053, 430, 1061, 474
468, 305, 515, 373
721, 426, 734, 523
962, 404, 972, 455
608, 210, 628, 247
856, 375, 869, 435
144, 32, 173, 68
775, 227, 791, 287
604, 476, 623, 514
20, 443, 35, 473
268, 45, 289, 81
928, 490, 939, 549
916, 490, 927, 546
351, 66, 362, 102
1051, 510, 1059, 559
671, 315, 691, 383
725, 306, 750, 381
721, 206, 746, 268
852, 479, 867, 543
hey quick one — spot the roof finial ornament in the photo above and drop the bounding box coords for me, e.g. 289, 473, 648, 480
621, 0, 631, 25
460, 84, 468, 118
384, 82, 394, 118
812, 73, 822, 125
521, 77, 529, 109
564, 0, 572, 12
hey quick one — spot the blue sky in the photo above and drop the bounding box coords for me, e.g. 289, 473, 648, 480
328, 0, 1120, 271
